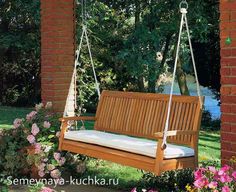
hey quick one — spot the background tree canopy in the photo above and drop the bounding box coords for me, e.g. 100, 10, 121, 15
0, 0, 219, 109
0, 0, 40, 106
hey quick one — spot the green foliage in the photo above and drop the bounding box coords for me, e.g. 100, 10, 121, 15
139, 169, 194, 192
0, 0, 40, 106
75, 0, 220, 111
201, 110, 221, 131
0, 0, 220, 109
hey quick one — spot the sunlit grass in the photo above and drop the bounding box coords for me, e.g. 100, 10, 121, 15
0, 106, 32, 129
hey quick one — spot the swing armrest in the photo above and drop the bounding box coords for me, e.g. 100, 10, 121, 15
59, 116, 96, 122
155, 130, 197, 139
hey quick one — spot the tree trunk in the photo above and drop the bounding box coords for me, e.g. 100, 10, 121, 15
137, 76, 145, 92
148, 65, 156, 93
134, 1, 145, 92
176, 58, 190, 95
135, 1, 140, 28
173, 41, 190, 96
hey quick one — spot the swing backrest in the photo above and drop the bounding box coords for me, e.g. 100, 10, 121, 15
94, 91, 203, 147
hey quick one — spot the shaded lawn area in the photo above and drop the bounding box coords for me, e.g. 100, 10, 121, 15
0, 107, 220, 190
0, 106, 32, 129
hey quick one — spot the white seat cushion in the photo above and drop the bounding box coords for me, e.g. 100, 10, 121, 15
64, 130, 194, 159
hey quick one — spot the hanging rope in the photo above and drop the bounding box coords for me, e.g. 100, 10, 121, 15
63, 0, 101, 119
74, 0, 101, 99
162, 0, 203, 150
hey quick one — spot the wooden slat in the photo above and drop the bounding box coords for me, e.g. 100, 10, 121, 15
101, 90, 200, 102
95, 91, 202, 144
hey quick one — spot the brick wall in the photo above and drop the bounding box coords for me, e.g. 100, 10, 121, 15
220, 0, 236, 165
41, 0, 76, 115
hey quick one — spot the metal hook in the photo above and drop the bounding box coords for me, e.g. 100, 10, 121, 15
179, 0, 188, 10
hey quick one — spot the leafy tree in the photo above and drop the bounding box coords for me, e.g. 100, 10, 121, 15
0, 0, 40, 106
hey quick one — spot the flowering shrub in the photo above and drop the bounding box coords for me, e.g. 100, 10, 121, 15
0, 102, 88, 183
190, 164, 236, 192
15, 102, 67, 179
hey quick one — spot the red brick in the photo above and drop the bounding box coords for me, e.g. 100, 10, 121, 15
221, 49, 231, 57
231, 124, 236, 132
231, 68, 236, 75
222, 123, 231, 132
222, 132, 236, 141
220, 1, 236, 11
222, 113, 236, 123
221, 95, 236, 103
221, 86, 231, 95
221, 150, 236, 159
221, 141, 232, 151
220, 11, 230, 21
221, 68, 231, 76
221, 77, 236, 84
41, 0, 75, 114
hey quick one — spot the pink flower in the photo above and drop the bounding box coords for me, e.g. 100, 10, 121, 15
219, 165, 231, 175
27, 135, 35, 144
50, 169, 61, 179
194, 169, 203, 180
194, 177, 209, 189
232, 171, 236, 180
26, 111, 37, 121
208, 181, 218, 189
38, 170, 45, 178
59, 157, 66, 166
208, 166, 217, 174
41, 187, 53, 192
13, 118, 22, 129
131, 188, 137, 192
53, 152, 61, 161
31, 123, 40, 136
43, 121, 51, 128
56, 131, 60, 138
219, 174, 233, 183
34, 143, 42, 154
222, 186, 230, 192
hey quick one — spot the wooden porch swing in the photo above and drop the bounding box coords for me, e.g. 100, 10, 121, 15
59, 0, 204, 176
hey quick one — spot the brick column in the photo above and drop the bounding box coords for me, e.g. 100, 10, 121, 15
220, 0, 236, 165
41, 0, 76, 115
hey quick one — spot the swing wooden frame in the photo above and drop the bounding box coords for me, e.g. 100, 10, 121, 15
59, 91, 204, 175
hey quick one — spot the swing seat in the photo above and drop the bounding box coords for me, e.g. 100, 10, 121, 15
59, 90, 203, 175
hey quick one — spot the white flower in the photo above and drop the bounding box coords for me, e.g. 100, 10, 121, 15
45, 102, 53, 109
156, 52, 163, 61
35, 103, 44, 112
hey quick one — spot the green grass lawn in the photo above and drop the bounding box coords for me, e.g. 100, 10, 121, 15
0, 106, 221, 190
0, 106, 32, 129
